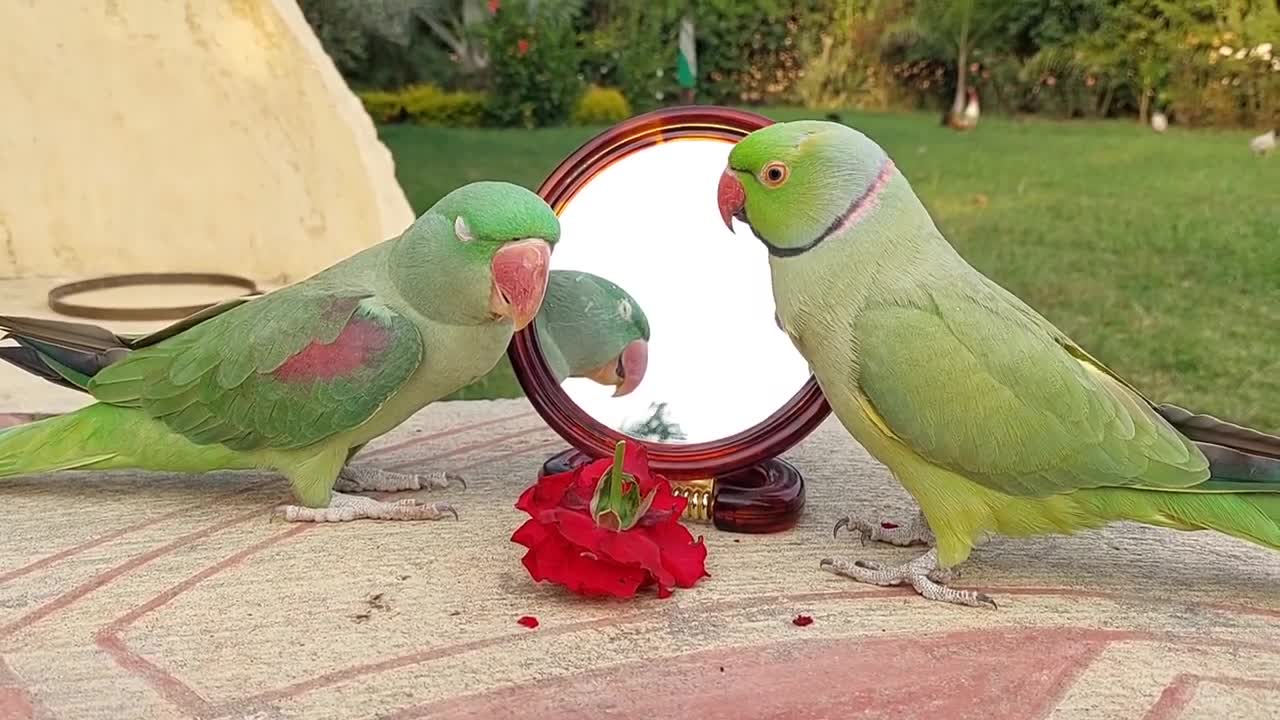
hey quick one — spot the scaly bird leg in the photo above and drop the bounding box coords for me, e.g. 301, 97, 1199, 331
833, 510, 934, 547
820, 547, 995, 609
333, 464, 466, 494
278, 492, 458, 523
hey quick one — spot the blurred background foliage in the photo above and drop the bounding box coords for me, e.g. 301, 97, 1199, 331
299, 0, 1280, 129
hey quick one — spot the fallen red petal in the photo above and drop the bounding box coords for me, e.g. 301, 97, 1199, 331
792, 614, 814, 627
517, 615, 539, 629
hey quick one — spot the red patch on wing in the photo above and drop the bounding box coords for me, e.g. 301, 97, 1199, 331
273, 317, 392, 383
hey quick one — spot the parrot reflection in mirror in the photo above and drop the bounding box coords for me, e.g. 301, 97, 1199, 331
550, 138, 812, 444
0, 181, 560, 524
721, 120, 1280, 608
445, 268, 651, 401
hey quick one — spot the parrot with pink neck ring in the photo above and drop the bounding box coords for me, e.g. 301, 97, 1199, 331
717, 120, 1280, 608
0, 181, 559, 523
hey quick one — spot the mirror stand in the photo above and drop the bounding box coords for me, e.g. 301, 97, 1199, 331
540, 449, 805, 534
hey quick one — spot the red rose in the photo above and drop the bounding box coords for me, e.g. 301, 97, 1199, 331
512, 441, 709, 599
488, 0, 500, 15
516, 38, 530, 56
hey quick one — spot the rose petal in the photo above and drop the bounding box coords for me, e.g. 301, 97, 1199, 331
553, 510, 675, 588
792, 614, 814, 627
517, 615, 539, 629
518, 523, 648, 598
619, 442, 658, 493
510, 518, 551, 549
645, 520, 710, 588
516, 470, 578, 513
564, 458, 614, 509
633, 482, 687, 527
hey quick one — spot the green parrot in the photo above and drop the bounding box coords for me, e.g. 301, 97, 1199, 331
717, 120, 1280, 607
443, 269, 650, 400
6, 268, 650, 404
0, 181, 559, 523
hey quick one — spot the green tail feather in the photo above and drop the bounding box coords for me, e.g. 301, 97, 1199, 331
1083, 486, 1280, 551
0, 404, 251, 479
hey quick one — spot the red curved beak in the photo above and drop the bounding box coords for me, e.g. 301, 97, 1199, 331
490, 239, 552, 331
613, 339, 648, 397
718, 168, 745, 231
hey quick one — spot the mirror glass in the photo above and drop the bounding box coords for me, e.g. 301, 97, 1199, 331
539, 138, 811, 444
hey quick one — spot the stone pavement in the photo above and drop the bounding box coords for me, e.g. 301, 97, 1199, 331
0, 395, 1277, 720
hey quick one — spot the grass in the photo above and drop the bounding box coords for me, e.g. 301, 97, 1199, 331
382, 110, 1280, 431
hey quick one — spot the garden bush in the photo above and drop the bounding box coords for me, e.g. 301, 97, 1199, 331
571, 86, 632, 125
358, 90, 407, 123
400, 84, 489, 127
359, 85, 489, 127
486, 0, 584, 128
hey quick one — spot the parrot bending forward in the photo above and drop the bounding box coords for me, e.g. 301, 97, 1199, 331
443, 269, 650, 399
15, 268, 651, 404
0, 181, 558, 523
535, 269, 650, 395
717, 120, 1280, 607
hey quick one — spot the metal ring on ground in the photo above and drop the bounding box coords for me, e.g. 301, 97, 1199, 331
46, 272, 262, 322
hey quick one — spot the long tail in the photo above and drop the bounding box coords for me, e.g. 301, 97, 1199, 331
0, 404, 248, 479
0, 314, 130, 392
1082, 488, 1280, 551
1089, 404, 1280, 550
0, 300, 252, 394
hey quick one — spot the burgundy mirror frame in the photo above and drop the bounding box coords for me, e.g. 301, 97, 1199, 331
508, 105, 832, 532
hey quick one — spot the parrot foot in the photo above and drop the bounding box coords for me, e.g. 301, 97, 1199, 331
819, 548, 995, 609
278, 492, 458, 523
832, 510, 934, 547
335, 465, 465, 493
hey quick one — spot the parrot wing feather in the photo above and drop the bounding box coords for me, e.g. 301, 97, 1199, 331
854, 293, 1209, 497
87, 285, 423, 451
121, 295, 259, 349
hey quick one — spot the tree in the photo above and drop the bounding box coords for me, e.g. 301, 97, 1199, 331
302, 0, 584, 85
797, 0, 904, 109
621, 402, 687, 442
891, 0, 1012, 117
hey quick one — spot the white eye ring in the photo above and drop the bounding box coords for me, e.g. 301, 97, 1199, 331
454, 216, 475, 243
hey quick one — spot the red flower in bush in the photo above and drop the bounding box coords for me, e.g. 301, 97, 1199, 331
516, 38, 530, 56
512, 440, 709, 599
488, 0, 500, 15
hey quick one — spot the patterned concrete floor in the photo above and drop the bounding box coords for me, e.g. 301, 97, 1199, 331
0, 394, 1277, 720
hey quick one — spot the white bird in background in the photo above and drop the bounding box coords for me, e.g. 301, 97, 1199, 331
1150, 111, 1168, 133
943, 87, 981, 131
1249, 129, 1276, 155
963, 87, 980, 125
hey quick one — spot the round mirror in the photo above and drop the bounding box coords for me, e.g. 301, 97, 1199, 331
510, 107, 831, 533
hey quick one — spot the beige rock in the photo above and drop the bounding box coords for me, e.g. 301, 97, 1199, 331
0, 0, 415, 285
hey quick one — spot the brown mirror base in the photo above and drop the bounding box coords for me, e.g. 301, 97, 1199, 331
539, 448, 804, 534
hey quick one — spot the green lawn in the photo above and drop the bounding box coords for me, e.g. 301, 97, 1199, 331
385, 110, 1280, 431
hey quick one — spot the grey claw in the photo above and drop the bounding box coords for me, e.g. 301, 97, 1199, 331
818, 557, 834, 569
832, 517, 850, 539
977, 593, 998, 609
443, 505, 459, 521
448, 473, 467, 490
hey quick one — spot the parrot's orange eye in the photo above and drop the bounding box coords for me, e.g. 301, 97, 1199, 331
761, 162, 789, 188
